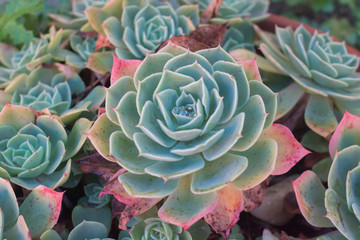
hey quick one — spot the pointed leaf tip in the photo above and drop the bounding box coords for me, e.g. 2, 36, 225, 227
111, 55, 142, 85
238, 58, 262, 82
329, 111, 360, 159
262, 124, 311, 175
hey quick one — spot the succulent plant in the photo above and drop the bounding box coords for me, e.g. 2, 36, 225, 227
49, 0, 108, 30
2, 66, 106, 125
0, 26, 75, 88
258, 25, 360, 137
101, 0, 199, 59
0, 177, 63, 239
66, 35, 97, 69
0, 104, 92, 189
129, 218, 193, 240
41, 221, 116, 240
87, 44, 309, 233
294, 111, 360, 239
178, 0, 269, 23
222, 19, 255, 53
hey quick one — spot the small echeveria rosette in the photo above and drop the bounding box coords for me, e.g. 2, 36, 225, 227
294, 112, 360, 239
178, 0, 269, 23
0, 104, 92, 189
3, 66, 105, 125
258, 25, 360, 138
41, 221, 117, 240
222, 19, 255, 53
66, 34, 97, 69
129, 218, 193, 240
0, 26, 75, 88
87, 44, 309, 233
49, 0, 108, 30
103, 0, 199, 59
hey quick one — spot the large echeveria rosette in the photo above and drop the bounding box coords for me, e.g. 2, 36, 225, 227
88, 44, 309, 230
258, 25, 360, 138
0, 104, 92, 189
294, 112, 360, 239
103, 0, 199, 59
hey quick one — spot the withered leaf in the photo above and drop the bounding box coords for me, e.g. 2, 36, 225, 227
189, 24, 227, 48
118, 197, 163, 230
76, 152, 121, 180
156, 35, 209, 52
200, 0, 224, 24
242, 179, 269, 212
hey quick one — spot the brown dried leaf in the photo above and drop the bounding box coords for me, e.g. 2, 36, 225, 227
156, 35, 209, 52
118, 197, 163, 230
242, 179, 269, 212
188, 24, 227, 48
76, 152, 121, 180
200, 0, 224, 24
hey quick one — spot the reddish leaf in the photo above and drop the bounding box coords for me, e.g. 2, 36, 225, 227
204, 185, 243, 239
237, 58, 262, 82
200, 0, 224, 23
99, 169, 140, 205
188, 24, 227, 48
329, 111, 360, 159
156, 35, 209, 52
242, 179, 269, 212
262, 124, 311, 175
111, 55, 142, 85
95, 34, 114, 51
76, 152, 121, 180
118, 197, 163, 230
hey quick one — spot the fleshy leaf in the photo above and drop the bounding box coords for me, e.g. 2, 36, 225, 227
293, 171, 333, 227
204, 185, 243, 239
20, 186, 64, 238
261, 124, 310, 175
111, 55, 142, 85
159, 175, 218, 230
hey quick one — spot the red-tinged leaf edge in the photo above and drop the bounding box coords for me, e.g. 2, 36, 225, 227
110, 54, 142, 85
262, 124, 311, 175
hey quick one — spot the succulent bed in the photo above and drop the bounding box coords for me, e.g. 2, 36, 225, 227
0, 0, 360, 239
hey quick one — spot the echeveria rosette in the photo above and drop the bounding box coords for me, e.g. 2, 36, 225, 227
0, 104, 92, 190
129, 218, 192, 240
221, 19, 255, 53
0, 26, 75, 88
103, 0, 199, 59
87, 44, 309, 233
49, 0, 108, 30
258, 25, 360, 138
66, 35, 97, 69
41, 221, 116, 240
294, 112, 360, 239
0, 177, 63, 239
178, 0, 269, 23
5, 67, 105, 125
